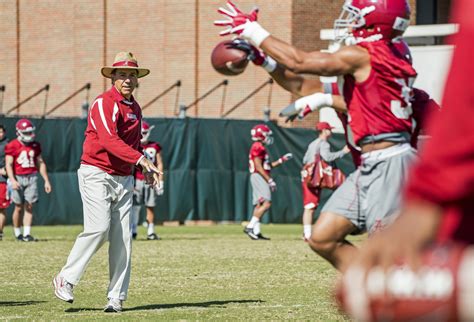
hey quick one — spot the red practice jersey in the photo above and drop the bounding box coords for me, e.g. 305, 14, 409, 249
81, 86, 143, 176
4, 139, 42, 175
405, 0, 474, 244
135, 142, 162, 180
343, 40, 418, 145
249, 142, 271, 175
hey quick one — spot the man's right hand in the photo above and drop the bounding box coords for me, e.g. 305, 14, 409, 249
10, 180, 20, 190
230, 39, 266, 66
139, 157, 162, 186
268, 178, 277, 192
343, 145, 350, 153
230, 39, 277, 73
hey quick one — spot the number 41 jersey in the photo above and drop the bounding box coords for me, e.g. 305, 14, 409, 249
343, 40, 418, 146
4, 139, 42, 175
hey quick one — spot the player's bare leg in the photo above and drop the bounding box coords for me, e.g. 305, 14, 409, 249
308, 211, 358, 272
302, 208, 315, 241
12, 203, 24, 240
22, 203, 35, 241
245, 200, 271, 240
0, 209, 6, 240
146, 207, 159, 240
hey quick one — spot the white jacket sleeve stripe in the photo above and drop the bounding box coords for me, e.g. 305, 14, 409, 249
97, 98, 112, 135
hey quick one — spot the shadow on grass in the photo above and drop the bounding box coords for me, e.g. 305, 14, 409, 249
0, 301, 46, 306
65, 299, 264, 313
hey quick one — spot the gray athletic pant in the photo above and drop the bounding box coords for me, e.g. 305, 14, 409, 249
60, 164, 134, 301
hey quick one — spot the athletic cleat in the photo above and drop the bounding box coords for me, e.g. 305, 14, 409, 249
0, 232, 3, 241
256, 233, 270, 240
23, 235, 37, 242
16, 234, 24, 242
104, 298, 122, 313
52, 275, 74, 303
147, 233, 160, 240
132, 233, 137, 240
243, 227, 259, 240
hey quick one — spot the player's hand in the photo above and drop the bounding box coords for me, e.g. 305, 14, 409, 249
44, 181, 52, 194
278, 153, 293, 164
343, 145, 350, 153
10, 180, 20, 190
214, 1, 259, 36
268, 178, 277, 192
280, 93, 334, 120
154, 180, 164, 195
230, 39, 266, 65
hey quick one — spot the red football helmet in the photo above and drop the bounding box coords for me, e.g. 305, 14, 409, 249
16, 118, 36, 143
392, 37, 413, 64
334, 0, 411, 43
251, 124, 273, 145
141, 120, 155, 144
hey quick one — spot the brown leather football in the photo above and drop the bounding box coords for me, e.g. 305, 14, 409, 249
211, 40, 249, 76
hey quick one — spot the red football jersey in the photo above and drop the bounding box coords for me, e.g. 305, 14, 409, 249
405, 0, 474, 244
249, 142, 271, 175
81, 86, 143, 176
343, 41, 418, 145
135, 142, 162, 180
4, 139, 42, 175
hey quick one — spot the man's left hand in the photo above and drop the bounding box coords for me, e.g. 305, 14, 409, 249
214, 1, 259, 36
44, 181, 52, 194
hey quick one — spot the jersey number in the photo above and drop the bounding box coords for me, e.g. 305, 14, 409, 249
391, 77, 416, 120
17, 150, 36, 168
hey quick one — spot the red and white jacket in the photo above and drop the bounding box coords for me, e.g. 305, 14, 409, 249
81, 86, 143, 176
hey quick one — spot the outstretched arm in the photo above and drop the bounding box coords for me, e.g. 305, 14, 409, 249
259, 37, 368, 77
215, 2, 370, 79
230, 39, 321, 97
320, 140, 349, 162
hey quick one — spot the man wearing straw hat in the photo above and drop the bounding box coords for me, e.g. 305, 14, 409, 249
52, 52, 161, 313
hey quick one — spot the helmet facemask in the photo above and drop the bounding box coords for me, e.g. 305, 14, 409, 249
334, 3, 375, 43
263, 132, 274, 145
141, 128, 153, 143
17, 129, 35, 143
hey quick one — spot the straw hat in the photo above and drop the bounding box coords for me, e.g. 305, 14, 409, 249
101, 52, 150, 78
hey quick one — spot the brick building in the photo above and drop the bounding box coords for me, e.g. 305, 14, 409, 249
0, 0, 451, 127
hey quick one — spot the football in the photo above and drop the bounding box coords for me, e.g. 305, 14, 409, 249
336, 243, 474, 322
211, 40, 249, 76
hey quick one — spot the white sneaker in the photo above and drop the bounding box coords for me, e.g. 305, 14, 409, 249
104, 298, 123, 313
52, 275, 74, 303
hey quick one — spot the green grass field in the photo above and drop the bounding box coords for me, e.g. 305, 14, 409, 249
0, 224, 361, 321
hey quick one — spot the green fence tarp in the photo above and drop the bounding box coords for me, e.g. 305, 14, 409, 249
0, 117, 355, 225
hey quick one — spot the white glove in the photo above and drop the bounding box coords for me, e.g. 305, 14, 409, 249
279, 93, 334, 119
154, 180, 164, 196
268, 178, 277, 192
277, 153, 293, 164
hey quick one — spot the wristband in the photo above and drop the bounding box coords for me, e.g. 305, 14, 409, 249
241, 21, 271, 47
262, 56, 277, 73
136, 155, 145, 166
